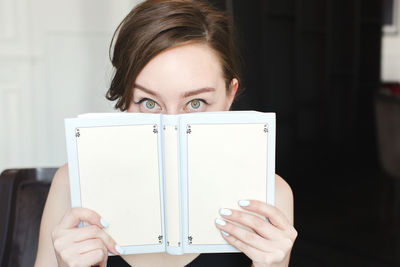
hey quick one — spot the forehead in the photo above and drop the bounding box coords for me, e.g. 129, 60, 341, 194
135, 43, 224, 95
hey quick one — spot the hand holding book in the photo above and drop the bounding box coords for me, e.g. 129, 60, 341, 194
52, 207, 121, 267
215, 200, 297, 266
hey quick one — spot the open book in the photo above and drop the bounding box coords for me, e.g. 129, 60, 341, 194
65, 111, 276, 255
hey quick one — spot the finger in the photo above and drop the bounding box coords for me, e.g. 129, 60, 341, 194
55, 238, 107, 266
219, 208, 281, 240
219, 231, 277, 264
215, 218, 275, 253
59, 207, 105, 229
70, 225, 120, 255
78, 248, 108, 267
53, 225, 121, 256
238, 200, 291, 230
75, 238, 108, 256
100, 258, 107, 267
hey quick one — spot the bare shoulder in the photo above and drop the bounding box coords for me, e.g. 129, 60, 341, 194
51, 163, 70, 192
274, 174, 294, 224
35, 163, 71, 266
46, 163, 71, 212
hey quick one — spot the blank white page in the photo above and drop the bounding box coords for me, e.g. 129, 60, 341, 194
76, 125, 162, 246
187, 123, 267, 245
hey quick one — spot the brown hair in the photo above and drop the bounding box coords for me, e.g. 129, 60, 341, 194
106, 0, 242, 111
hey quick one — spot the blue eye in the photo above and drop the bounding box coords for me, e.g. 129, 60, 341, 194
145, 99, 156, 109
189, 99, 201, 109
134, 98, 161, 112
185, 99, 208, 112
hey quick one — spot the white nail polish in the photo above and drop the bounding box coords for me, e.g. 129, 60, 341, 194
215, 218, 226, 226
221, 230, 230, 236
238, 200, 250, 207
100, 218, 109, 228
115, 244, 124, 254
219, 208, 232, 216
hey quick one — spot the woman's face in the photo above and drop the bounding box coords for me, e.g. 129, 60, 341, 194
127, 43, 238, 114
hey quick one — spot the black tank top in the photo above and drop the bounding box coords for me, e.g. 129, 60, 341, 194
107, 253, 252, 266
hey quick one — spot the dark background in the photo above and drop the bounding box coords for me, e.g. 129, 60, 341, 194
208, 0, 399, 266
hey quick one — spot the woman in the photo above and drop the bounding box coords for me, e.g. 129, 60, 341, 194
35, 0, 297, 266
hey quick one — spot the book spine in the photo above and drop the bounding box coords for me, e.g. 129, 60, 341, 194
161, 115, 184, 255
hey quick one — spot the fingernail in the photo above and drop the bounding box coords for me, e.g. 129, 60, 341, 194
115, 244, 124, 254
215, 218, 226, 226
100, 218, 109, 228
221, 230, 230, 236
238, 200, 250, 207
219, 208, 232, 216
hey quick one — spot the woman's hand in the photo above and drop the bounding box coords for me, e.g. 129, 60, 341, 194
215, 200, 297, 267
51, 207, 121, 267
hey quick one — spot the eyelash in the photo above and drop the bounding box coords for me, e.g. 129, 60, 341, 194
134, 98, 209, 111
133, 98, 160, 112
186, 98, 209, 109
134, 98, 156, 105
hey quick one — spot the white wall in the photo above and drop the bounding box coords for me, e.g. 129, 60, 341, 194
0, 0, 142, 172
382, 27, 400, 81
382, 34, 400, 81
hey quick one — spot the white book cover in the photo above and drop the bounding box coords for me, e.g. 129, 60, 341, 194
64, 111, 276, 255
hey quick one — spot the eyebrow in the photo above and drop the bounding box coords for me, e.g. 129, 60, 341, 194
134, 84, 216, 98
183, 87, 215, 97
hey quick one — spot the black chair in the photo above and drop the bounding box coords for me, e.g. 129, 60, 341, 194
0, 168, 57, 267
